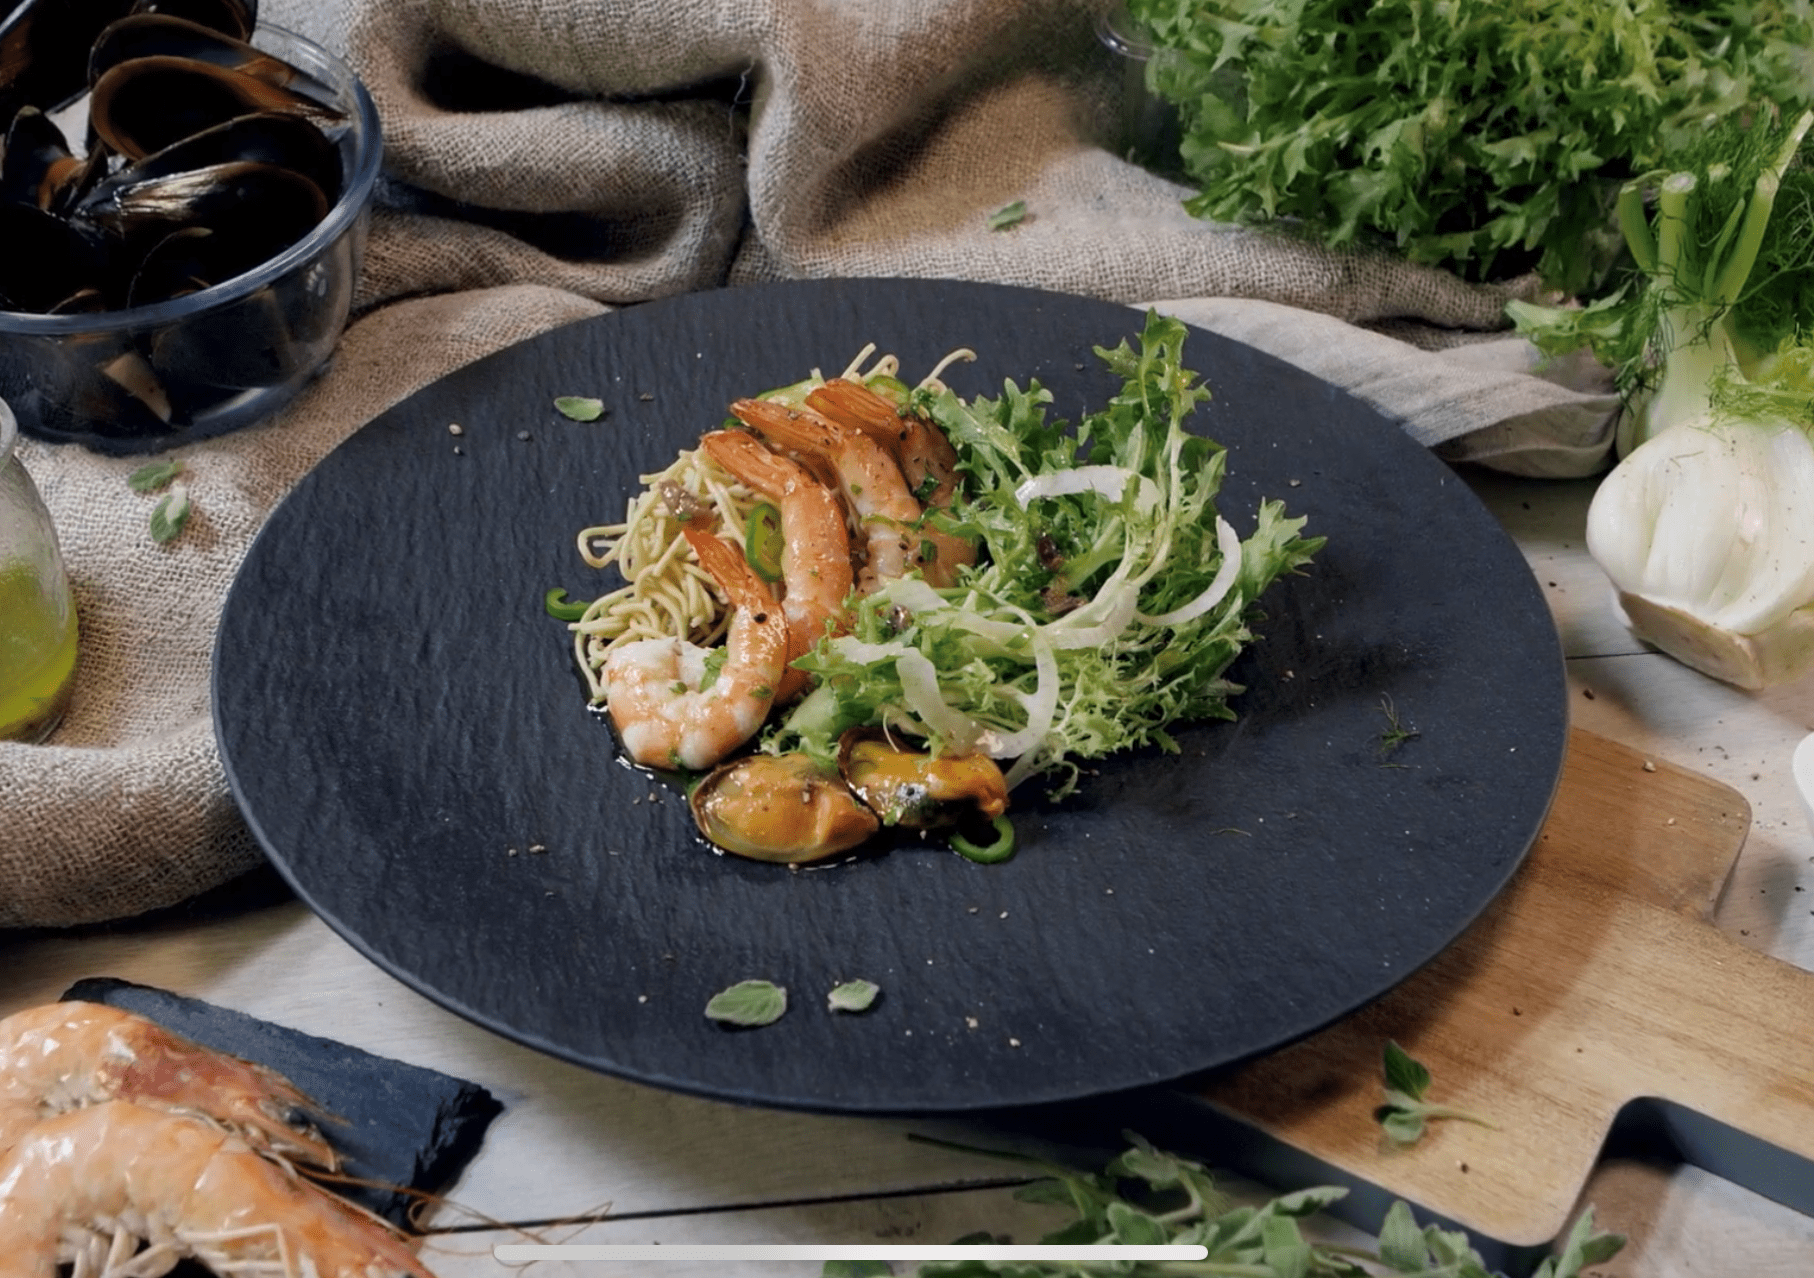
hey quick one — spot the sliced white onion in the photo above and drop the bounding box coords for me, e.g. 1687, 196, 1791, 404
1014, 465, 1160, 511
829, 637, 912, 665
1136, 516, 1243, 627
980, 633, 1059, 782
895, 650, 985, 753
1045, 581, 1141, 649
873, 578, 950, 615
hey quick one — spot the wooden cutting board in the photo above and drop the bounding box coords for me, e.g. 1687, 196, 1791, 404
1176, 727, 1814, 1260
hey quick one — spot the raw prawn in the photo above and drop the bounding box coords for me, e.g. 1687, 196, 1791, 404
0, 1002, 334, 1169
600, 525, 789, 771
804, 379, 976, 588
697, 429, 853, 702
0, 1099, 433, 1278
730, 398, 930, 595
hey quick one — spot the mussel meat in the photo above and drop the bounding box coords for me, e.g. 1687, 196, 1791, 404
689, 753, 880, 864
837, 728, 1008, 830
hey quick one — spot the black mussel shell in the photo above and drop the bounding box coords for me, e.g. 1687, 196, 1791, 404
0, 0, 136, 120
88, 53, 344, 161
88, 13, 324, 96
0, 105, 87, 210
0, 202, 108, 312
128, 0, 255, 41
79, 158, 328, 274
94, 110, 342, 207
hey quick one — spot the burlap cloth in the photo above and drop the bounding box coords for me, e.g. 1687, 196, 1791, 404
0, 0, 1620, 928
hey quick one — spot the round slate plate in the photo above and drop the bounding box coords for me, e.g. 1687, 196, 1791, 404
215, 279, 1567, 1114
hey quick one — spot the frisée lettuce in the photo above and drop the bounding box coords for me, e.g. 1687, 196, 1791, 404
765, 312, 1323, 797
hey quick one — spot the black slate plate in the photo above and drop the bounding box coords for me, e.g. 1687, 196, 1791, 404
214, 279, 1566, 1115
59, 977, 502, 1226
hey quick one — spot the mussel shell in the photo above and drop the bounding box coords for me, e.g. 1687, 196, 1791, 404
690, 753, 880, 863
79, 158, 327, 268
0, 202, 108, 313
127, 0, 256, 42
96, 109, 342, 206
88, 53, 344, 161
0, 0, 135, 120
0, 105, 87, 210
88, 13, 324, 96
836, 728, 1009, 830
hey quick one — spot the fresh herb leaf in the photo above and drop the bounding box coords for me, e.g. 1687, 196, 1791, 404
828, 979, 880, 1012
1375, 1041, 1496, 1145
127, 459, 183, 493
986, 200, 1027, 231
1377, 696, 1419, 760
704, 979, 787, 1027
902, 1134, 1621, 1277
1533, 1207, 1626, 1278
1382, 1040, 1432, 1098
149, 483, 191, 545
554, 396, 606, 421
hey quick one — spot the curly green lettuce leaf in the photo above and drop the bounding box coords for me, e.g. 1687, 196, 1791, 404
1126, 0, 1814, 294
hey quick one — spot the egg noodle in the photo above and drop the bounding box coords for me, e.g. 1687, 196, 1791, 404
568, 344, 975, 703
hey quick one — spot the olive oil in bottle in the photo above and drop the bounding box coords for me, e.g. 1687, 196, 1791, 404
0, 561, 78, 742
1, 400, 78, 743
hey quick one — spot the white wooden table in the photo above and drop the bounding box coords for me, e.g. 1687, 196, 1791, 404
4, 467, 1812, 1275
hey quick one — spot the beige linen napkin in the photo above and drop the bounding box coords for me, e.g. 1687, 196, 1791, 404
1, 0, 1617, 927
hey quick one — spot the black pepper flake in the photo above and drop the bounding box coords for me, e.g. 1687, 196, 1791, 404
1582, 688, 1595, 699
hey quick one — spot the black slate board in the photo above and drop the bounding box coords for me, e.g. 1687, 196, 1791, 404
213, 278, 1568, 1114
61, 978, 502, 1226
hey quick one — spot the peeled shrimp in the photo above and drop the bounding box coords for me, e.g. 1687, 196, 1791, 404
0, 1002, 334, 1169
0, 1099, 433, 1278
600, 525, 789, 770
697, 430, 853, 702
804, 380, 976, 588
731, 398, 930, 594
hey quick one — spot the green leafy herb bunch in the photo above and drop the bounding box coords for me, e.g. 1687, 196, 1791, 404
1125, 0, 1814, 297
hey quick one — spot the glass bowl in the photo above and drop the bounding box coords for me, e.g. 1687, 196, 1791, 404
0, 23, 382, 455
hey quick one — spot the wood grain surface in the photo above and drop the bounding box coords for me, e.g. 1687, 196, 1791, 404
1191, 726, 1814, 1248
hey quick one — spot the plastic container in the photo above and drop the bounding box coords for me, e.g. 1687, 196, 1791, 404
0, 396, 77, 742
0, 23, 383, 455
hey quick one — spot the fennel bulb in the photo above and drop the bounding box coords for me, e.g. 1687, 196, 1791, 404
1587, 415, 1814, 689
1513, 108, 1814, 687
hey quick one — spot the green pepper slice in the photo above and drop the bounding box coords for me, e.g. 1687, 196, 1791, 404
744, 502, 784, 583
544, 588, 589, 621
864, 373, 911, 404
950, 814, 1016, 864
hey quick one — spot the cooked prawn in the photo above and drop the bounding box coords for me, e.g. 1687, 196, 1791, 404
600, 526, 789, 771
730, 398, 928, 595
697, 430, 853, 702
0, 1099, 433, 1278
804, 379, 977, 587
0, 1002, 335, 1169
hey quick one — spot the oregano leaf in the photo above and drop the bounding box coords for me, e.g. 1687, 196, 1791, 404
149, 483, 191, 545
1382, 1040, 1432, 1099
987, 200, 1027, 230
704, 979, 787, 1026
827, 979, 879, 1012
554, 395, 606, 421
127, 459, 183, 493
